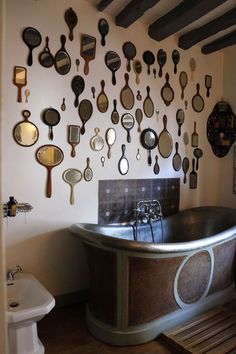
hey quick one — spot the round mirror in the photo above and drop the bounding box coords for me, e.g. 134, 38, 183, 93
133, 60, 142, 84
98, 18, 109, 46
123, 41, 136, 72
179, 71, 188, 99
192, 84, 204, 112
140, 128, 158, 165
143, 131, 157, 148
193, 148, 203, 170
143, 50, 155, 74
36, 144, 64, 198
90, 128, 104, 151
121, 113, 134, 143
13, 110, 39, 147
22, 27, 42, 66
176, 109, 185, 136
105, 51, 121, 85
42, 108, 60, 140
39, 36, 54, 68
63, 168, 82, 205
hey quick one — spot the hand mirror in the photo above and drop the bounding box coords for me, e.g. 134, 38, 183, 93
13, 110, 39, 147
97, 80, 109, 113
122, 41, 136, 72
121, 113, 134, 143
179, 71, 188, 99
84, 158, 93, 182
192, 83, 204, 113
81, 34, 96, 75
140, 128, 158, 166
161, 73, 174, 106
98, 18, 109, 46
13, 66, 27, 102
63, 168, 82, 205
105, 51, 121, 85
111, 99, 119, 124
190, 58, 196, 81
182, 157, 189, 184
42, 108, 61, 140
172, 142, 182, 171
120, 73, 134, 110
157, 49, 166, 77
36, 144, 64, 198
176, 109, 185, 136
158, 115, 173, 158
71, 75, 85, 107
143, 86, 154, 118
205, 75, 212, 97
133, 60, 142, 85
68, 125, 80, 157
135, 108, 143, 132
90, 128, 104, 151
105, 128, 116, 159
79, 99, 93, 135
118, 144, 129, 175
55, 35, 71, 75
143, 50, 155, 75
22, 27, 42, 66
172, 49, 180, 74
39, 36, 54, 68
193, 148, 203, 170
64, 7, 78, 41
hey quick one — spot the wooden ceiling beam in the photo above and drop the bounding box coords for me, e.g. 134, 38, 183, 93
116, 0, 161, 28
201, 30, 236, 54
97, 0, 115, 12
179, 7, 236, 49
148, 0, 228, 41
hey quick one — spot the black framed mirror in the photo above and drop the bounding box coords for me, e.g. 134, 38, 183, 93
105, 51, 121, 85
98, 18, 109, 46
39, 36, 54, 68
140, 128, 158, 165
157, 49, 166, 77
80, 34, 96, 75
71, 75, 85, 108
192, 83, 204, 113
22, 27, 42, 66
122, 41, 136, 72
64, 7, 78, 41
42, 108, 61, 140
121, 113, 134, 143
161, 73, 174, 106
179, 71, 188, 100
55, 35, 71, 75
176, 109, 185, 136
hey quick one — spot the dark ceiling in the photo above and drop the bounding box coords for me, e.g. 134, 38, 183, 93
95, 0, 236, 54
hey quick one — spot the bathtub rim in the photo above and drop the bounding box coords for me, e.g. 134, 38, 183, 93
70, 206, 236, 254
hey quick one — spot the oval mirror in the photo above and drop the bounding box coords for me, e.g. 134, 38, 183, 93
179, 71, 188, 100
64, 7, 78, 41
190, 58, 196, 81
161, 73, 174, 106
90, 128, 104, 151
63, 168, 82, 205
192, 83, 204, 113
42, 108, 60, 140
143, 86, 154, 118
13, 110, 39, 147
176, 109, 185, 136
135, 108, 143, 132
98, 18, 109, 46
172, 49, 180, 74
36, 145, 64, 198
79, 99, 93, 135
22, 27, 42, 66
133, 60, 142, 85
122, 41, 136, 72
105, 128, 116, 159
84, 157, 93, 182
118, 144, 129, 175
97, 80, 109, 113
157, 49, 167, 77
120, 73, 134, 110
193, 148, 203, 170
55, 35, 71, 75
140, 128, 158, 165
143, 50, 155, 75
121, 113, 134, 143
105, 51, 121, 85
39, 36, 54, 68
158, 115, 173, 158
182, 157, 190, 184
111, 99, 119, 124
71, 75, 85, 108
172, 142, 182, 171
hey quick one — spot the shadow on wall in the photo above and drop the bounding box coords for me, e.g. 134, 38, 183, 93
6, 228, 89, 296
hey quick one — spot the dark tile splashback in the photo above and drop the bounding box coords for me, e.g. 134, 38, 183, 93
98, 178, 180, 224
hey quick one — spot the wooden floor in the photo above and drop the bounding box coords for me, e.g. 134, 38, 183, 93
38, 300, 236, 354
38, 303, 174, 354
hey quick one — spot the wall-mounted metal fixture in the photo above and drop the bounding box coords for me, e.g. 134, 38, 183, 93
3, 199, 33, 218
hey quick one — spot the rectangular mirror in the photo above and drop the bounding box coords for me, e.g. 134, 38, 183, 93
80, 34, 96, 75
13, 66, 27, 102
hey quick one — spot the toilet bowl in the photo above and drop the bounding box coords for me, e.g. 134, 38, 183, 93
7, 273, 55, 354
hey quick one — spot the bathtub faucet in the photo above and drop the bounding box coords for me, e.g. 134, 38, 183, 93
6, 265, 23, 281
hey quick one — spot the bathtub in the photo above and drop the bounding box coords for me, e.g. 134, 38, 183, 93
70, 206, 236, 345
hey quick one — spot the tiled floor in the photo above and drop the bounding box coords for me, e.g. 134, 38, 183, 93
38, 303, 175, 354
38, 300, 236, 354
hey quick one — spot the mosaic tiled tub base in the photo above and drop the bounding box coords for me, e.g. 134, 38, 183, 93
98, 178, 180, 224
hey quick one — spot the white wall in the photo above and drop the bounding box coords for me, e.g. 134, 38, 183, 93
2, 0, 228, 296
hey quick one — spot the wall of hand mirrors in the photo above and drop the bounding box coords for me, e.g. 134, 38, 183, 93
12, 5, 219, 203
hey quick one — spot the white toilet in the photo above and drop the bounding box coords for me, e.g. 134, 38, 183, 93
7, 273, 55, 354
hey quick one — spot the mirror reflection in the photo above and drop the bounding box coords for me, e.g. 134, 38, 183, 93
81, 34, 96, 75
121, 113, 134, 143
105, 51, 121, 85
55, 35, 71, 75
13, 66, 27, 102
13, 110, 39, 147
